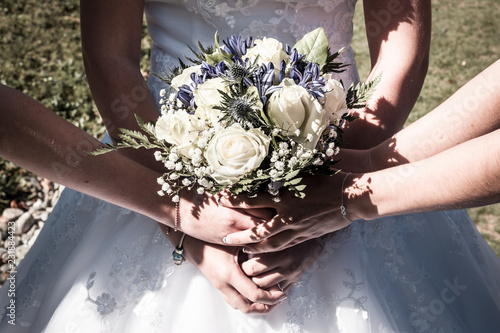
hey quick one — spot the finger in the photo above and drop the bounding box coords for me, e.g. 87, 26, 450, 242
229, 265, 286, 305
220, 205, 263, 231
240, 255, 279, 277
223, 216, 287, 246
250, 269, 285, 289
219, 285, 272, 314
244, 230, 301, 253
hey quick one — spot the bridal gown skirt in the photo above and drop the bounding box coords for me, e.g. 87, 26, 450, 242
1, 187, 500, 333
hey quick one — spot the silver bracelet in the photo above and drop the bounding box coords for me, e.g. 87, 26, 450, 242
174, 201, 179, 232
340, 172, 352, 223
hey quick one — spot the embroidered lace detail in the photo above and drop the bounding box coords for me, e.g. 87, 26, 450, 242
177, 0, 355, 42
83, 228, 175, 328
281, 212, 484, 332
7, 189, 125, 327
445, 210, 484, 263
147, 0, 360, 106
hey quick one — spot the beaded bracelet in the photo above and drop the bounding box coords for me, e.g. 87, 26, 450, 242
172, 233, 186, 265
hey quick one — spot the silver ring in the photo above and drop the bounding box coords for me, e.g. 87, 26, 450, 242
277, 283, 284, 292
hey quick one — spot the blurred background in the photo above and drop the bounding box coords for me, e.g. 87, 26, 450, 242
0, 0, 499, 259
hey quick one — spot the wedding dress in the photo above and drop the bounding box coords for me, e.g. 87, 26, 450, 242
2, 0, 500, 332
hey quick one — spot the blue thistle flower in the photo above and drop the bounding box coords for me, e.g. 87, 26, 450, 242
214, 85, 268, 130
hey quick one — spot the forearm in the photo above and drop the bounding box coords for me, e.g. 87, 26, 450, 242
343, 0, 431, 148
349, 129, 500, 220
81, 0, 161, 170
0, 85, 175, 226
371, 60, 500, 169
338, 60, 500, 173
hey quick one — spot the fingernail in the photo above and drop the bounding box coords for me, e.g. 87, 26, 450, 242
241, 247, 252, 254
217, 196, 226, 207
223, 236, 233, 244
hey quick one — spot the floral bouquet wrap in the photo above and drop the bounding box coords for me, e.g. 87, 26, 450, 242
93, 28, 377, 202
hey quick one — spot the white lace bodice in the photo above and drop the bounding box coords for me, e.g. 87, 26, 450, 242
145, 0, 359, 100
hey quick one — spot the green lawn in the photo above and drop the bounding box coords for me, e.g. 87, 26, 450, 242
1, 0, 499, 254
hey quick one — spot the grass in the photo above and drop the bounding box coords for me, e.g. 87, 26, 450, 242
0, 0, 499, 254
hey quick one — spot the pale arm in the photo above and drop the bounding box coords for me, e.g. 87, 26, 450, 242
346, 60, 500, 219
338, 59, 500, 172
348, 128, 500, 220
0, 84, 173, 225
80, 0, 161, 170
343, 0, 431, 148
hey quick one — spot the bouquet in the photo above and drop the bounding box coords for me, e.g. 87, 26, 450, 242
92, 28, 378, 202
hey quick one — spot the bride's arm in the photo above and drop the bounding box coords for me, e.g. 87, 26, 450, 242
342, 0, 431, 148
80, 0, 161, 171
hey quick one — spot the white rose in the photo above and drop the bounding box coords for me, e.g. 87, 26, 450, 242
205, 125, 271, 185
193, 77, 229, 108
244, 37, 288, 69
170, 65, 202, 90
267, 78, 326, 150
194, 105, 223, 128
155, 111, 203, 157
322, 74, 348, 124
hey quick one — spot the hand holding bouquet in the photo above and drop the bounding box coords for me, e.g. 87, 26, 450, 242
93, 28, 378, 202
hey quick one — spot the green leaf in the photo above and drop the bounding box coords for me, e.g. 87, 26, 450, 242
135, 114, 157, 137
293, 27, 329, 67
284, 169, 301, 181
294, 184, 307, 192
284, 177, 303, 186
119, 128, 151, 144
294, 191, 306, 199
89, 145, 117, 155
346, 73, 381, 109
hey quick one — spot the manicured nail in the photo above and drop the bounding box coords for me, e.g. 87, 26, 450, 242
242, 247, 252, 254
217, 196, 226, 207
223, 236, 232, 244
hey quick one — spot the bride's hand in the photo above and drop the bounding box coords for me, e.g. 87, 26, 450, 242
174, 191, 264, 245
173, 232, 287, 314
220, 173, 362, 253
240, 238, 328, 292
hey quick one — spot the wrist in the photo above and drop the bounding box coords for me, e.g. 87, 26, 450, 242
336, 149, 371, 173
343, 173, 378, 221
